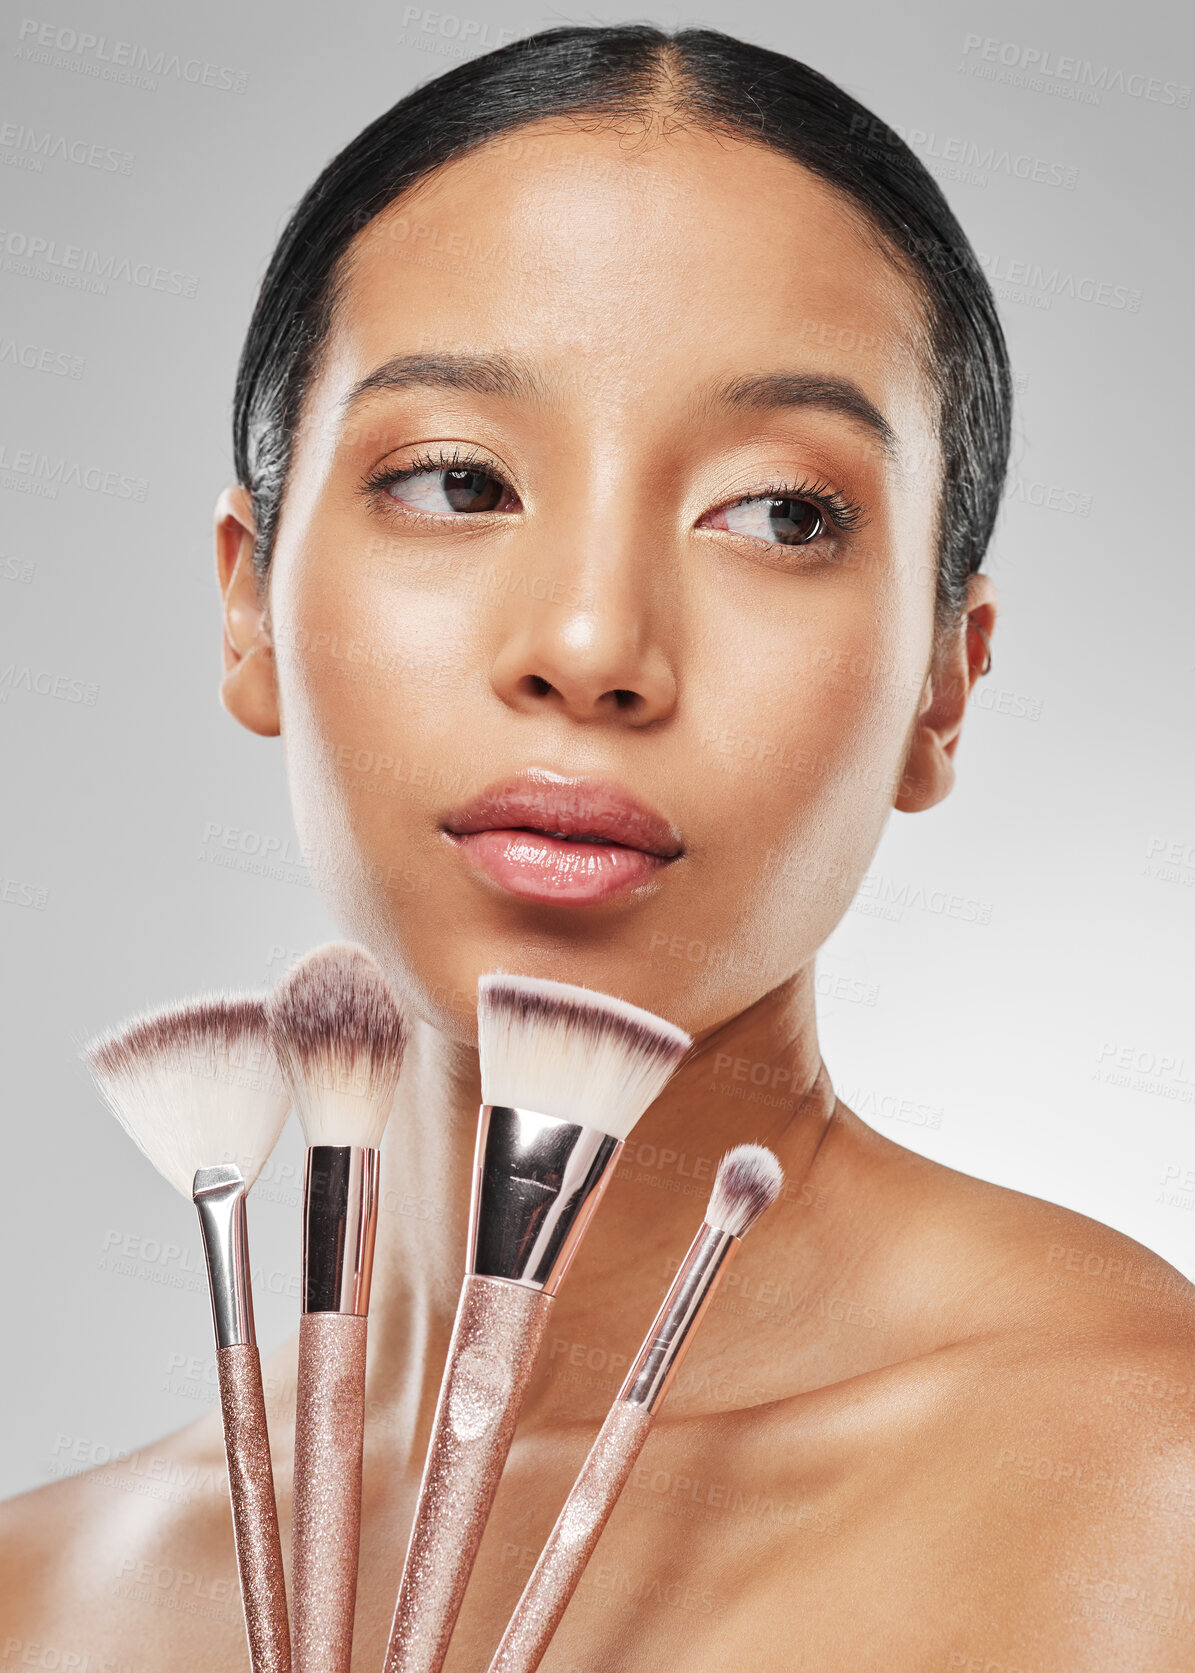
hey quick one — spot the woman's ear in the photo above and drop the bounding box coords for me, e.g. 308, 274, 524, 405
894, 572, 997, 814
214, 485, 280, 737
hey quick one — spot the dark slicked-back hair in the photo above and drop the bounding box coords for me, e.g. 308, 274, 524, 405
233, 24, 1011, 629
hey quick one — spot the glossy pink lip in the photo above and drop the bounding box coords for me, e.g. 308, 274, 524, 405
441, 771, 683, 905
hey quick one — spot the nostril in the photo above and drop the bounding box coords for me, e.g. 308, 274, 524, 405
511, 673, 650, 716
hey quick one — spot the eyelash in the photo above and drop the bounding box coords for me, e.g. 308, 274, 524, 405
362, 446, 865, 541
724, 476, 864, 535
361, 445, 500, 500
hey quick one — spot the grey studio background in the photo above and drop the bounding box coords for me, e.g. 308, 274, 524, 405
1, 0, 1192, 1502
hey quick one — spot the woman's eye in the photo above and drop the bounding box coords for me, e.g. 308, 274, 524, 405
710, 493, 826, 547
384, 465, 516, 516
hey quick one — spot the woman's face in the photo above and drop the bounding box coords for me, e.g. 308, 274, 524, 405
240, 119, 957, 1038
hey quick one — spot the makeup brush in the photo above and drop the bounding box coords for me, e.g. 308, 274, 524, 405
486, 1143, 784, 1673
266, 943, 408, 1673
83, 994, 292, 1673
383, 974, 691, 1673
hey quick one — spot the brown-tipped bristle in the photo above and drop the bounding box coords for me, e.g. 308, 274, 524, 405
85, 994, 269, 1084
266, 942, 407, 1147
477, 973, 690, 1138
82, 993, 290, 1197
705, 1144, 784, 1238
481, 979, 687, 1071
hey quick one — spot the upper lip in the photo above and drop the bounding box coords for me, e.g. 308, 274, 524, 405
441, 771, 684, 859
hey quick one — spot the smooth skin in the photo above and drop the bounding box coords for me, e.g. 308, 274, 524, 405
4, 116, 1193, 1671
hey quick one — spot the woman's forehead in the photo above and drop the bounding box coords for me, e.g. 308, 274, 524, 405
321, 120, 935, 439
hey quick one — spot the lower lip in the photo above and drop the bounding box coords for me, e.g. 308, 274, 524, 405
449, 829, 668, 904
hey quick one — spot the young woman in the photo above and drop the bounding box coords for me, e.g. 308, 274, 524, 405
5, 24, 1193, 1671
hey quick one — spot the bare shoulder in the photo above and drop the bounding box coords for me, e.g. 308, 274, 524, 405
916, 1297, 1195, 1669
0, 1410, 255, 1670
960, 1168, 1195, 1556
841, 1111, 1195, 1346
744, 1326, 1195, 1669
892, 1137, 1195, 1494
745, 1129, 1195, 1666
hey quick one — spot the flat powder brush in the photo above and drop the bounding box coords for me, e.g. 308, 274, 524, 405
383, 973, 691, 1673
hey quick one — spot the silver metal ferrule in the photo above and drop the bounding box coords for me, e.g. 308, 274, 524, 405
193, 1164, 256, 1350
467, 1105, 622, 1294
302, 1144, 381, 1315
620, 1221, 739, 1412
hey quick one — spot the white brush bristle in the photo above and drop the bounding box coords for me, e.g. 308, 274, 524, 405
705, 1144, 784, 1238
266, 942, 408, 1147
477, 974, 690, 1138
83, 994, 290, 1197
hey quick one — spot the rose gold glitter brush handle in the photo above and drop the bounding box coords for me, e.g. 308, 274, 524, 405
293, 1146, 379, 1672
487, 1217, 744, 1673
385, 1104, 628, 1672
195, 1166, 291, 1673
293, 1312, 367, 1672
383, 1274, 555, 1673
218, 1343, 293, 1672
488, 1401, 653, 1673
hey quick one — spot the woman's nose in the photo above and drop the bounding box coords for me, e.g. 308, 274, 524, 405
487, 520, 679, 727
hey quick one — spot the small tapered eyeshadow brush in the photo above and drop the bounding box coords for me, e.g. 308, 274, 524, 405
486, 1143, 784, 1673
266, 942, 408, 1673
83, 994, 293, 1673
383, 974, 691, 1673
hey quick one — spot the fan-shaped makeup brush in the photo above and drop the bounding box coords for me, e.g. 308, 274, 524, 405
266, 943, 408, 1673
486, 1144, 784, 1673
84, 994, 292, 1673
383, 974, 691, 1673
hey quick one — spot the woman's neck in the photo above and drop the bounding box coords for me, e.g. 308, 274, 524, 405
360, 965, 838, 1446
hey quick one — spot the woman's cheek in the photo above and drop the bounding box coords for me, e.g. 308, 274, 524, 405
272, 558, 439, 858
693, 589, 923, 929
699, 567, 909, 777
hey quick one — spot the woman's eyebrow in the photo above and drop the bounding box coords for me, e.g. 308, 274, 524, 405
339, 351, 896, 459
339, 351, 547, 414
695, 370, 896, 459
